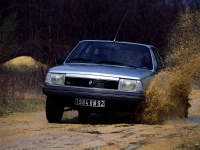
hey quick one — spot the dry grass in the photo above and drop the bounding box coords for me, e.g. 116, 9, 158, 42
0, 56, 48, 116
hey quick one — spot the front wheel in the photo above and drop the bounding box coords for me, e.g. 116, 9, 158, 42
46, 97, 64, 123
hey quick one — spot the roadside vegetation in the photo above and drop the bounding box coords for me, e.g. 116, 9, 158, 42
0, 56, 48, 116
0, 12, 48, 116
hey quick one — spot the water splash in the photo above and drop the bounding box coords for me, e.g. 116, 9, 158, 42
139, 10, 200, 124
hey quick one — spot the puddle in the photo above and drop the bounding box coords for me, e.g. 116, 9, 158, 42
183, 115, 200, 124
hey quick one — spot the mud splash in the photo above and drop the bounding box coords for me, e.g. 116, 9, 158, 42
140, 10, 200, 124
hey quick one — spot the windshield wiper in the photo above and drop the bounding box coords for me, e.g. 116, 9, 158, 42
99, 61, 136, 68
99, 60, 124, 65
70, 58, 100, 64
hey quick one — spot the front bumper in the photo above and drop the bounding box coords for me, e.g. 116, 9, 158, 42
43, 85, 144, 101
42, 85, 145, 112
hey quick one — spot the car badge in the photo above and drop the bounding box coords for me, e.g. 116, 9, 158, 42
89, 80, 93, 85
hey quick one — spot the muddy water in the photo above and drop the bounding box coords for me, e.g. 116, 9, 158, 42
0, 90, 200, 150
139, 10, 200, 124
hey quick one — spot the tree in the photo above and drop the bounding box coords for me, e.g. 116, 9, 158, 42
0, 12, 18, 64
0, 0, 199, 66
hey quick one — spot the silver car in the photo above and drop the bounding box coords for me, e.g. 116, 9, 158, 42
42, 40, 164, 123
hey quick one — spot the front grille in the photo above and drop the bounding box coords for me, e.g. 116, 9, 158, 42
65, 77, 118, 89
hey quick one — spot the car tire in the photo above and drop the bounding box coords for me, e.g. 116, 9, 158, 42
46, 97, 64, 123
78, 109, 90, 123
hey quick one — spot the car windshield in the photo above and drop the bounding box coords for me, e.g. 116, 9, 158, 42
66, 41, 153, 70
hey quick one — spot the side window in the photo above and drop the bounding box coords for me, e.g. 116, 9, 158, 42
151, 47, 164, 69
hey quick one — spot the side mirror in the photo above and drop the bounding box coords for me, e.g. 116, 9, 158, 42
56, 58, 66, 65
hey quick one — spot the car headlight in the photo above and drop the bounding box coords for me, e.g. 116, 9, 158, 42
118, 79, 143, 92
45, 73, 65, 85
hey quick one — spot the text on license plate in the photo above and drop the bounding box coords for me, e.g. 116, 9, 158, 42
75, 98, 105, 107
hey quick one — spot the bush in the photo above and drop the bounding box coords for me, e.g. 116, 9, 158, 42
0, 61, 48, 116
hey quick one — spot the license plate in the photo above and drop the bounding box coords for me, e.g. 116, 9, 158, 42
75, 98, 105, 107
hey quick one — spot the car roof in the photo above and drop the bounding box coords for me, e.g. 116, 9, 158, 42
79, 40, 154, 49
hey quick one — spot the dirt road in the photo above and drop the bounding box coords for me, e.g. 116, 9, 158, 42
1, 90, 200, 150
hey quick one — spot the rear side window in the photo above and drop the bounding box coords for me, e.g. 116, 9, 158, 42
151, 47, 164, 69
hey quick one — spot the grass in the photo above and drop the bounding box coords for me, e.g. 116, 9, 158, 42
0, 95, 45, 116
0, 56, 48, 116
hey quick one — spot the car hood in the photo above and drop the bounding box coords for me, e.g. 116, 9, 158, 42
49, 63, 154, 80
